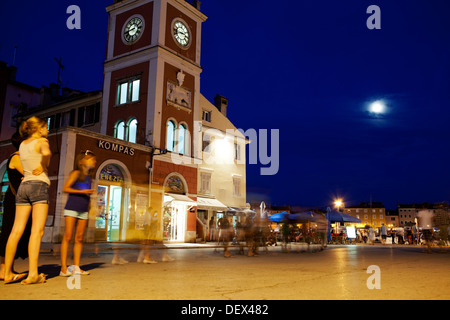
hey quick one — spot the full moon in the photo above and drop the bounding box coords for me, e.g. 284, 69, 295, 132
369, 100, 386, 114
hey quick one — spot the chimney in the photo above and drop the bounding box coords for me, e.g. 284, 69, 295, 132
62, 87, 71, 98
40, 86, 52, 106
8, 66, 17, 81
214, 94, 228, 117
193, 0, 201, 10
49, 83, 61, 98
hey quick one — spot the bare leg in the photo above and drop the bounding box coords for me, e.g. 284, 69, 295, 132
22, 203, 48, 284
73, 219, 88, 269
4, 205, 32, 282
61, 216, 76, 274
0, 256, 16, 279
143, 241, 157, 263
0, 257, 4, 280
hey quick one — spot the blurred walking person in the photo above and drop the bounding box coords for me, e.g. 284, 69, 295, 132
412, 221, 419, 245
4, 117, 51, 284
235, 219, 245, 254
281, 220, 290, 253
217, 215, 227, 245
316, 219, 328, 250
0, 133, 31, 280
380, 223, 388, 244
416, 210, 434, 254
137, 207, 174, 264
217, 216, 232, 257
368, 226, 375, 245
60, 150, 96, 276
243, 217, 256, 257
208, 216, 216, 242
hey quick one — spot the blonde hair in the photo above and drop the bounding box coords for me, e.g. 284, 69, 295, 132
19, 116, 46, 139
74, 150, 96, 182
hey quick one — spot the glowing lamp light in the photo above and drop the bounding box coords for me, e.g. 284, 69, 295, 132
369, 100, 386, 114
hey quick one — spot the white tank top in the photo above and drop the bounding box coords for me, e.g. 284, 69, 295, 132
19, 139, 50, 185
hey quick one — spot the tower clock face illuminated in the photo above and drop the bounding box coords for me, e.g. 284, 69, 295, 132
172, 19, 190, 48
123, 16, 144, 43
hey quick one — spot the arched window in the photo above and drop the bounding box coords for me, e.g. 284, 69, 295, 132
166, 120, 176, 152
115, 121, 125, 140
127, 118, 138, 143
178, 124, 187, 155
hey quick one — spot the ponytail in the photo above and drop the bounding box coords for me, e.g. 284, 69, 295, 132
19, 116, 46, 139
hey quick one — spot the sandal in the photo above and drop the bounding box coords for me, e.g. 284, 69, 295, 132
59, 270, 73, 277
70, 265, 90, 275
74, 269, 90, 275
4, 273, 27, 284
21, 273, 46, 285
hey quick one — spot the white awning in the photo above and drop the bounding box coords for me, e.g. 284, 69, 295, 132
164, 193, 196, 206
197, 197, 228, 211
227, 207, 255, 216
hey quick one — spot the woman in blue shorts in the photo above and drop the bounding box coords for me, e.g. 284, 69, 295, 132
4, 116, 51, 284
60, 150, 96, 276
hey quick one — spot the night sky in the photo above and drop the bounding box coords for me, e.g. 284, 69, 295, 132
1, 0, 449, 209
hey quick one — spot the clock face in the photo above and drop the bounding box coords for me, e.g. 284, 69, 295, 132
172, 20, 190, 48
123, 17, 143, 43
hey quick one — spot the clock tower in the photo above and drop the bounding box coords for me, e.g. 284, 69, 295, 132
100, 0, 206, 242
101, 0, 207, 153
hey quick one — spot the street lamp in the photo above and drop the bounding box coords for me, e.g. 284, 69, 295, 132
334, 199, 343, 212
333, 199, 344, 235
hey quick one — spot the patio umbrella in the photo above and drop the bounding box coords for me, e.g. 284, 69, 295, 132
288, 211, 317, 222
325, 208, 361, 241
268, 211, 289, 223
227, 207, 255, 217
326, 210, 361, 223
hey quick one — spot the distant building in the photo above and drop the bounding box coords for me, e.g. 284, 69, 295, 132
385, 209, 399, 228
0, 62, 40, 141
398, 204, 418, 226
397, 203, 434, 226
345, 202, 386, 228
15, 86, 102, 136
433, 202, 450, 227
0, 61, 101, 140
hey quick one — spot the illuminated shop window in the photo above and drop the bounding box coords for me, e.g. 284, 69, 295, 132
127, 118, 138, 143
117, 78, 140, 105
118, 83, 128, 105
166, 120, 189, 154
178, 124, 186, 155
115, 121, 125, 140
131, 79, 140, 102
166, 120, 176, 152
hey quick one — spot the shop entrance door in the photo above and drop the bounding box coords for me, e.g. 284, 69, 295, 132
95, 184, 123, 241
163, 201, 188, 242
